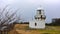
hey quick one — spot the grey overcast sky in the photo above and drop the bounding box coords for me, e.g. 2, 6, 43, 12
0, 0, 60, 23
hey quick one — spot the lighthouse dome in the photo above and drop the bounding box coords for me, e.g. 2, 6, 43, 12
37, 7, 44, 11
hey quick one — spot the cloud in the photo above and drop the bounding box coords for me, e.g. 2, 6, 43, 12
0, 0, 60, 23
44, 0, 60, 4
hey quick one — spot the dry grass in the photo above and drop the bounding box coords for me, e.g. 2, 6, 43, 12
8, 24, 60, 34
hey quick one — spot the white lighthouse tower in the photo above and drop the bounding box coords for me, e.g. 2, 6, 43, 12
29, 7, 46, 29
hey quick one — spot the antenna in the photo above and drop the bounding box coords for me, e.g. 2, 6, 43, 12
40, 5, 42, 7
39, 0, 44, 7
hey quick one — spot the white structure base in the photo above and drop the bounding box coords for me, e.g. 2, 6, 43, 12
29, 20, 45, 29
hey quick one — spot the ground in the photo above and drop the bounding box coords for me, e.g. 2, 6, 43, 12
8, 24, 60, 34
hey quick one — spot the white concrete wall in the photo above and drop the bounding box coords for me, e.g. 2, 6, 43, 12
29, 20, 45, 29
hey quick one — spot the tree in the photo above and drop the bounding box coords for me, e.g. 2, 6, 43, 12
0, 5, 20, 34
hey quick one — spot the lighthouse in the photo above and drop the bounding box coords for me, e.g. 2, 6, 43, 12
29, 7, 46, 29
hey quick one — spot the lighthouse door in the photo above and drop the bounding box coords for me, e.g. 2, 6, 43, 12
35, 23, 37, 26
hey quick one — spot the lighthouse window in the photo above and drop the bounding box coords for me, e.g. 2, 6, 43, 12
35, 17, 37, 19
37, 10, 41, 14
37, 10, 41, 11
39, 10, 41, 14
35, 23, 37, 26
41, 15, 42, 19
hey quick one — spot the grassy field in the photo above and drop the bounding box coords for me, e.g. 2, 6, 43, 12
8, 24, 60, 34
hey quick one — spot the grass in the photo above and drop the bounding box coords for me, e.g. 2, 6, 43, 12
8, 24, 60, 34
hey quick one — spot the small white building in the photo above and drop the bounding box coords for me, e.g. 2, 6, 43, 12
29, 7, 46, 29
